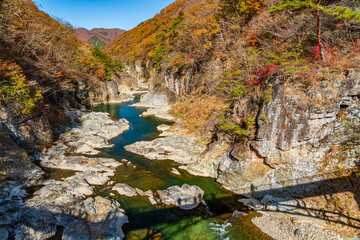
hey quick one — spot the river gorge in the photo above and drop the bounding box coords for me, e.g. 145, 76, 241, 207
1, 0, 360, 238
89, 96, 271, 239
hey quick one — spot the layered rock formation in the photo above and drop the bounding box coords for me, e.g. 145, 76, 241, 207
190, 71, 360, 194
77, 74, 148, 106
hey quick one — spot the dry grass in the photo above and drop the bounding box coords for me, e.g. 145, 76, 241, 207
329, 51, 360, 70
169, 94, 227, 132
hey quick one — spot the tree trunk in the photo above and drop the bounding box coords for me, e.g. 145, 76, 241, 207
317, 0, 326, 62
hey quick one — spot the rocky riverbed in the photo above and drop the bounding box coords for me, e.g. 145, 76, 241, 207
0, 110, 130, 240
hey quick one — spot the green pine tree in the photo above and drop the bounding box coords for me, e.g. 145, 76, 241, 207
269, 0, 360, 62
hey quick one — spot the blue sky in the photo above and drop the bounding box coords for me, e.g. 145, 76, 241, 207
34, 0, 176, 30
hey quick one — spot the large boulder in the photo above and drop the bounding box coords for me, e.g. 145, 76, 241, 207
112, 183, 138, 197
14, 208, 57, 240
157, 184, 204, 210
83, 196, 128, 240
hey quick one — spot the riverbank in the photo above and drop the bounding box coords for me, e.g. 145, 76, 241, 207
0, 108, 130, 239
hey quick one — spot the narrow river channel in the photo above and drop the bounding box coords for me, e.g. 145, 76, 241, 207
89, 96, 271, 240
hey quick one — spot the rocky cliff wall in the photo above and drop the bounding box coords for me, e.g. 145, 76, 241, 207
186, 71, 359, 191
124, 58, 226, 101
121, 60, 360, 197
76, 71, 144, 106
181, 70, 360, 235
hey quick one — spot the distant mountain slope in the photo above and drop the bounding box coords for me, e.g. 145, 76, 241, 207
75, 28, 126, 48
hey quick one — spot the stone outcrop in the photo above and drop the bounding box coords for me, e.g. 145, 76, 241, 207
41, 111, 129, 185
186, 71, 360, 194
17, 186, 128, 240
184, 70, 360, 237
44, 111, 129, 156
131, 86, 176, 121
78, 72, 147, 106
0, 132, 43, 182
127, 69, 360, 236
123, 57, 225, 100
0, 105, 53, 154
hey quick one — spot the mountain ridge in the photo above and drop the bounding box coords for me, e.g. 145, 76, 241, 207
75, 27, 126, 48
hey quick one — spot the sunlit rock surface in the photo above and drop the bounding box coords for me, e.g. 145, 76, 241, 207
6, 110, 131, 239
125, 135, 205, 164
157, 184, 204, 210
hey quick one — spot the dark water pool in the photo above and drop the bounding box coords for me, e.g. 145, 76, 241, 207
90, 96, 271, 240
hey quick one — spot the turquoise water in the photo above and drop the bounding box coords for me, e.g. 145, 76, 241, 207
91, 97, 271, 240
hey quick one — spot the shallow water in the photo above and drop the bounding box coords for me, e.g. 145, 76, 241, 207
91, 97, 271, 240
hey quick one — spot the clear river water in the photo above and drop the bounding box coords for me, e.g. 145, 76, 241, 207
88, 96, 271, 240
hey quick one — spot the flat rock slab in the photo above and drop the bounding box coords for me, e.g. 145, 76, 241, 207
140, 107, 175, 121
157, 184, 204, 210
61, 112, 129, 155
125, 135, 205, 164
157, 124, 171, 132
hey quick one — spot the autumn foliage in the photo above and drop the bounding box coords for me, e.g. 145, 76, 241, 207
0, 59, 42, 114
0, 0, 119, 113
106, 0, 359, 133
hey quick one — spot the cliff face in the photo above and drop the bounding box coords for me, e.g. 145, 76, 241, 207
0, 0, 359, 237
188, 71, 360, 189
77, 74, 141, 105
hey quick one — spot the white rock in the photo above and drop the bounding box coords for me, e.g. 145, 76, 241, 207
108, 181, 116, 186
113, 183, 138, 197
82, 196, 128, 239
157, 184, 204, 210
125, 136, 205, 164
171, 168, 181, 175
157, 124, 171, 132
135, 188, 145, 196
148, 196, 157, 205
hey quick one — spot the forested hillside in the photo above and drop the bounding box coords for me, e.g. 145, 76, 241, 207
107, 0, 360, 133
0, 0, 126, 108
0, 0, 127, 155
